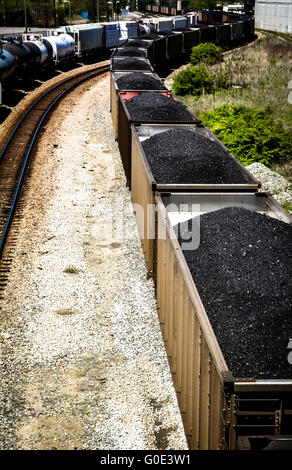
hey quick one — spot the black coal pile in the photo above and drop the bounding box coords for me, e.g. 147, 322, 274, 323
124, 39, 152, 48
176, 207, 292, 379
139, 33, 161, 40
115, 47, 147, 57
142, 129, 250, 184
112, 58, 152, 71
152, 31, 173, 37
116, 72, 167, 91
126, 92, 196, 122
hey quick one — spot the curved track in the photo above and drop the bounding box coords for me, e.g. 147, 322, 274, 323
0, 63, 110, 259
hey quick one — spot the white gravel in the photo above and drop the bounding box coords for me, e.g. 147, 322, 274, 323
246, 162, 292, 210
0, 73, 187, 450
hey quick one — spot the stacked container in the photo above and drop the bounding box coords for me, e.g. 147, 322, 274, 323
173, 16, 188, 30
103, 23, 120, 48
119, 21, 138, 39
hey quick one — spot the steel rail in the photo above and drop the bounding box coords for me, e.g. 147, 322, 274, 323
0, 63, 110, 257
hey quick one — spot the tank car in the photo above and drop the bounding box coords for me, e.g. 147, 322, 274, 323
43, 33, 75, 62
2, 38, 32, 75
0, 43, 16, 82
23, 37, 49, 65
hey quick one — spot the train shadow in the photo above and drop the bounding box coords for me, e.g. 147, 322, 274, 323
0, 106, 11, 124
0, 52, 111, 126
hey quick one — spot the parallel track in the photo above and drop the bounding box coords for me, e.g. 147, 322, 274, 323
0, 63, 109, 263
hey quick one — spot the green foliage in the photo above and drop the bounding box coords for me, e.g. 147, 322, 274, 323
172, 65, 214, 96
64, 265, 79, 274
190, 42, 223, 65
172, 64, 229, 96
282, 201, 292, 213
188, 0, 217, 8
200, 105, 292, 167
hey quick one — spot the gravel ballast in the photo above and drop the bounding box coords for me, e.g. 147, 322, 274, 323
116, 72, 167, 91
142, 129, 251, 184
247, 162, 292, 210
115, 47, 147, 57
177, 207, 292, 379
125, 92, 196, 122
0, 74, 187, 450
112, 58, 152, 71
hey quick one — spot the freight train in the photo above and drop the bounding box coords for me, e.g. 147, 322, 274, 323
0, 21, 138, 100
0, 9, 254, 96
110, 16, 292, 451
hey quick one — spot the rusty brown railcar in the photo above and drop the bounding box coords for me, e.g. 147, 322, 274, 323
154, 192, 292, 449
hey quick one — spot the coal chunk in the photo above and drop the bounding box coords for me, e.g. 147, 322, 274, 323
124, 39, 152, 48
125, 92, 196, 122
112, 58, 152, 71
142, 129, 250, 184
115, 47, 147, 57
176, 207, 292, 379
116, 72, 167, 91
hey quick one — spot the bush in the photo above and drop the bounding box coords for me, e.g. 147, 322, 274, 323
172, 65, 229, 96
190, 42, 223, 65
172, 65, 214, 96
200, 105, 292, 167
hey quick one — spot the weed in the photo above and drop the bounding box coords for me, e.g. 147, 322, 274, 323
282, 201, 292, 213
56, 308, 76, 316
63, 265, 79, 274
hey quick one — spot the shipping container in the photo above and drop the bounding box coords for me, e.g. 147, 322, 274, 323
173, 16, 188, 30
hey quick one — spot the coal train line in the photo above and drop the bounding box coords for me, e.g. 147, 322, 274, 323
0, 8, 254, 105
110, 13, 292, 451
1, 8, 291, 451
0, 63, 109, 269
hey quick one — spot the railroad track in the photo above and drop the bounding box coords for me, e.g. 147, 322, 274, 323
0, 63, 109, 289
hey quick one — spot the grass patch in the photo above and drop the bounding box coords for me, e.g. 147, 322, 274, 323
272, 163, 292, 181
63, 265, 79, 274
56, 308, 76, 316
178, 34, 292, 131
282, 201, 292, 213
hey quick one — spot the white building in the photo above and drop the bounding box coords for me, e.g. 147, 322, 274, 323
255, 0, 292, 33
